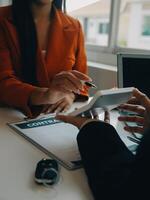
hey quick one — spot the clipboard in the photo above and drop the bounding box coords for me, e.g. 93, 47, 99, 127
7, 115, 82, 170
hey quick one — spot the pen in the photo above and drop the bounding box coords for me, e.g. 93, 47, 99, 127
81, 80, 97, 88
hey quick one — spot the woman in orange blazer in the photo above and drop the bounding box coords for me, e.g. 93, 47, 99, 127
0, 0, 90, 118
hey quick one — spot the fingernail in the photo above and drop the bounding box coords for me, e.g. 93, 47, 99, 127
77, 90, 81, 95
55, 109, 61, 114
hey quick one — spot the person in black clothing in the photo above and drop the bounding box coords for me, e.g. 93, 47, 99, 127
57, 89, 150, 200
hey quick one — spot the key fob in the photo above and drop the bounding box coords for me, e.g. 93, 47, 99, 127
35, 158, 60, 185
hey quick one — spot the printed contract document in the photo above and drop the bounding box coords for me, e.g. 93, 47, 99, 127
8, 115, 81, 170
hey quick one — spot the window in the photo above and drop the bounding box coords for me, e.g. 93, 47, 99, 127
118, 0, 150, 50
67, 0, 150, 65
142, 16, 150, 36
99, 22, 109, 34
0, 0, 11, 6
67, 0, 111, 46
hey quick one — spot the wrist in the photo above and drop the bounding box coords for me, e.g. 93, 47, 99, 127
30, 87, 49, 105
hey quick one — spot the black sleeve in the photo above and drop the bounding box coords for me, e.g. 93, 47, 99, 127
77, 121, 134, 200
127, 128, 150, 199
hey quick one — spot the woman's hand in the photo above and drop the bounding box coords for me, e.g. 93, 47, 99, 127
44, 93, 76, 114
56, 110, 110, 129
29, 86, 71, 105
51, 70, 91, 94
30, 70, 91, 105
118, 89, 150, 134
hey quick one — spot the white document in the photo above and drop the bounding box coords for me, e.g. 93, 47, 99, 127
8, 115, 81, 170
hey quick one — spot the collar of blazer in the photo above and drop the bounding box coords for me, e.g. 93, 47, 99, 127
0, 5, 78, 54
53, 6, 79, 32
3, 4, 78, 32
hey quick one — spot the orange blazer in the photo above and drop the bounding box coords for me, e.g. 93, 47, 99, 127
0, 7, 88, 117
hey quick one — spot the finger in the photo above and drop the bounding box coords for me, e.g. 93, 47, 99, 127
127, 97, 140, 105
56, 115, 76, 123
89, 110, 94, 119
55, 72, 83, 90
124, 126, 144, 134
56, 115, 88, 128
42, 104, 50, 113
119, 104, 145, 116
45, 106, 57, 114
46, 88, 70, 104
59, 79, 80, 93
92, 109, 101, 120
45, 100, 62, 114
49, 100, 66, 113
118, 116, 144, 125
62, 104, 71, 113
54, 102, 69, 113
71, 70, 92, 81
104, 110, 110, 123
82, 110, 95, 118
133, 89, 150, 109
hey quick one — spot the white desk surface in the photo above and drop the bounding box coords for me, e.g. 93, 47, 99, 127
0, 104, 135, 200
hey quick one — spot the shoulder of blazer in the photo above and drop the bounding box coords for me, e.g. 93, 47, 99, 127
56, 9, 81, 30
0, 6, 12, 18
0, 6, 12, 24
0, 16, 15, 36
